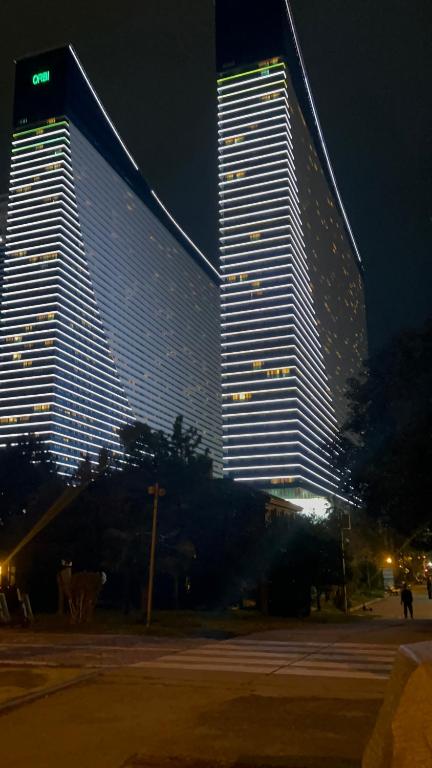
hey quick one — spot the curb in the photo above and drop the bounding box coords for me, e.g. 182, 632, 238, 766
0, 670, 98, 716
351, 597, 386, 613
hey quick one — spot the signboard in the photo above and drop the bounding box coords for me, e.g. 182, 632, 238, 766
32, 71, 50, 86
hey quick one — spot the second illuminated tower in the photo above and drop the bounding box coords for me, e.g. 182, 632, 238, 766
217, 0, 367, 510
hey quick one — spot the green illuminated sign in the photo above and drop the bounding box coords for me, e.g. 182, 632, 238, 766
32, 70, 50, 86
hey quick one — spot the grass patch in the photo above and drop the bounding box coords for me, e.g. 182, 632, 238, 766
24, 604, 372, 637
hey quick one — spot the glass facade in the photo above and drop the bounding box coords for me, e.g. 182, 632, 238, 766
0, 49, 222, 474
216, 2, 367, 500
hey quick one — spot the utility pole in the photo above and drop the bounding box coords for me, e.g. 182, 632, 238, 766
146, 482, 165, 628
340, 509, 351, 615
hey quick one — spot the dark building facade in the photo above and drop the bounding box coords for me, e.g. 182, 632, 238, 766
0, 47, 222, 474
217, 0, 367, 512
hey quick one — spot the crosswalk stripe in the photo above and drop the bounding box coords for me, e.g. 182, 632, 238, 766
222, 640, 398, 651
310, 653, 394, 663
180, 649, 303, 660
155, 654, 285, 666
229, 640, 328, 648
275, 667, 388, 680
181, 645, 396, 664
150, 651, 393, 670
291, 659, 392, 671
196, 643, 328, 653
333, 642, 398, 650
134, 661, 275, 674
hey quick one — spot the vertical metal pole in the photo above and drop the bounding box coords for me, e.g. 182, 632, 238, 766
146, 483, 159, 628
341, 527, 348, 614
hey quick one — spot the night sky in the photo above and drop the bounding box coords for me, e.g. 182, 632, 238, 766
0, 0, 430, 353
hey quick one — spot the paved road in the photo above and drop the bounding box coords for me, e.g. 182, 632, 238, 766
368, 585, 432, 620
1, 589, 431, 675
0, 597, 430, 767
0, 634, 398, 680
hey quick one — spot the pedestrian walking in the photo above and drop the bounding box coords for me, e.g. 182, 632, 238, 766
400, 583, 414, 619
426, 576, 432, 599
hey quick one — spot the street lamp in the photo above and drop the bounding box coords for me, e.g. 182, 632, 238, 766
146, 482, 165, 628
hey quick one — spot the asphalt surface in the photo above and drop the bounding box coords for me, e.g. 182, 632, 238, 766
0, 590, 430, 768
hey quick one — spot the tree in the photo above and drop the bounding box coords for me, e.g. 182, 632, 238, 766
339, 319, 432, 535
256, 514, 344, 616
0, 436, 62, 548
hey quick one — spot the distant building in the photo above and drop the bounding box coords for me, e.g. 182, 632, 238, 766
216, 0, 367, 513
0, 47, 222, 474
265, 494, 301, 522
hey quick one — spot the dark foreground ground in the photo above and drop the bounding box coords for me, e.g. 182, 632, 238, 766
0, 589, 430, 768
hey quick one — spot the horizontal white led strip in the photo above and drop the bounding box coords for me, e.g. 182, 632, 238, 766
218, 98, 287, 124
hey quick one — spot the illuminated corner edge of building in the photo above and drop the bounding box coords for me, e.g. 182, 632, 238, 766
283, 0, 362, 270
67, 45, 219, 282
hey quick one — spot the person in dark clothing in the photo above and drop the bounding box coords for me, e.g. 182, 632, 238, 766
426, 576, 432, 599
400, 583, 414, 618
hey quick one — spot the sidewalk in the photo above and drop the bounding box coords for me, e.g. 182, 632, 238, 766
0, 666, 93, 711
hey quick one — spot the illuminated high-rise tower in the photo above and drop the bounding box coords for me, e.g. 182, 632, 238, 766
217, 1, 367, 511
0, 47, 222, 474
